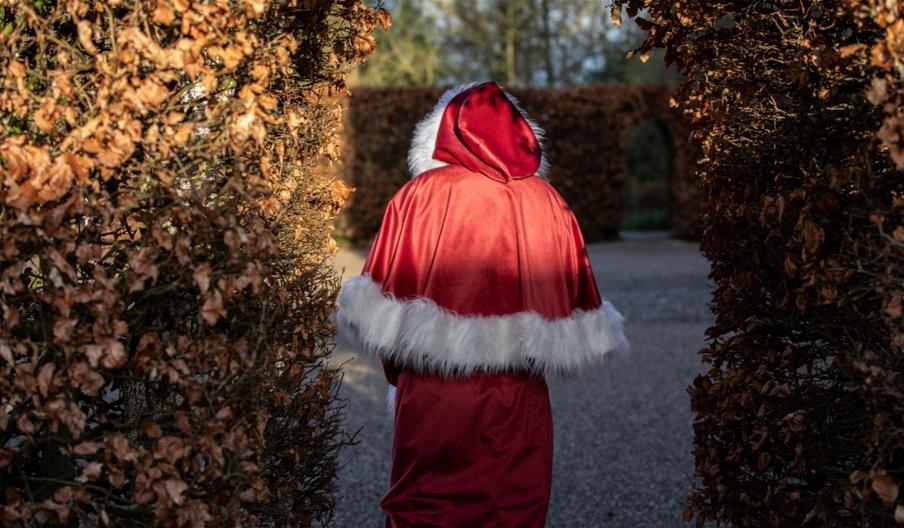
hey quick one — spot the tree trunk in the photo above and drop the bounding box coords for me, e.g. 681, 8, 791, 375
541, 0, 555, 86
505, 1, 516, 85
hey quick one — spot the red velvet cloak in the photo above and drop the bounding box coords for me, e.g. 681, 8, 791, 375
336, 82, 628, 527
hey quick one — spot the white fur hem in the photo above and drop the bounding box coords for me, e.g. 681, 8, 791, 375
407, 83, 550, 179
335, 274, 628, 378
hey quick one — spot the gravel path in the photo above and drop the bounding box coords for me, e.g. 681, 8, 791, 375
327, 234, 714, 527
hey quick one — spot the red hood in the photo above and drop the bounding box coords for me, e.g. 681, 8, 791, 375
407, 82, 548, 183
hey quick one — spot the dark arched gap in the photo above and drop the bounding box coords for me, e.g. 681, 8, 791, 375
622, 117, 676, 235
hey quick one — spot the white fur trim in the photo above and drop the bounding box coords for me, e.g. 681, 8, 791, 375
387, 385, 396, 416
336, 274, 628, 378
407, 83, 550, 179
407, 83, 473, 178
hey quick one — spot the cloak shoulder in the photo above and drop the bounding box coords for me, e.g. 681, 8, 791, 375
336, 166, 628, 377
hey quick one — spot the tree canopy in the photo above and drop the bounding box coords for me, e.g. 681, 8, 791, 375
355, 0, 678, 87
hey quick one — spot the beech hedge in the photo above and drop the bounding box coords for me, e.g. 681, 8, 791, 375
0, 0, 384, 525
611, 1, 904, 526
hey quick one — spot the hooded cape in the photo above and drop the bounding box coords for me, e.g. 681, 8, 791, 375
336, 82, 628, 378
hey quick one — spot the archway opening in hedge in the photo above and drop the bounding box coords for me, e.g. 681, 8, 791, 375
622, 117, 675, 233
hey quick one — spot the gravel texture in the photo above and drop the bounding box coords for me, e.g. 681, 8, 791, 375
327, 234, 714, 527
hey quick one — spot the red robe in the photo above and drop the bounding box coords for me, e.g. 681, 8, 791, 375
337, 82, 628, 527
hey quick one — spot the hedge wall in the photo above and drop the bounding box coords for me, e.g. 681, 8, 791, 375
337, 84, 699, 243
611, 1, 904, 526
0, 0, 383, 525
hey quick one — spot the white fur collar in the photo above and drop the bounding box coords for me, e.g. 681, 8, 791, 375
407, 83, 551, 179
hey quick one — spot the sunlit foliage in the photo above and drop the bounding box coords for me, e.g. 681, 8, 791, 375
0, 0, 385, 525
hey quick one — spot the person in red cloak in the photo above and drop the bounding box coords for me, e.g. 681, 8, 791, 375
336, 81, 628, 528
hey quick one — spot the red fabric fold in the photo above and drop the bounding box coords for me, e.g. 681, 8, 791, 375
362, 166, 601, 320
381, 370, 552, 528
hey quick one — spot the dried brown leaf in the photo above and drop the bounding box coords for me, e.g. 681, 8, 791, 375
873, 474, 900, 503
